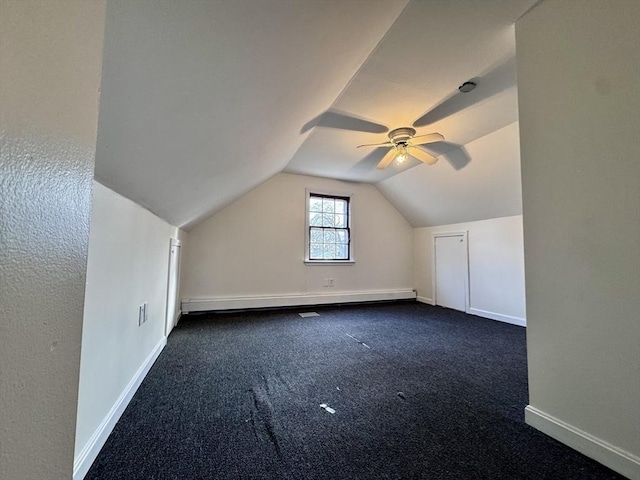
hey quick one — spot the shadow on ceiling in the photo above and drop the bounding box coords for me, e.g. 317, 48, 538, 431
422, 142, 471, 171
413, 54, 517, 128
301, 109, 388, 134
299, 55, 508, 173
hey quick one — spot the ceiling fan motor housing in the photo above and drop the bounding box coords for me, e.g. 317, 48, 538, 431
388, 127, 416, 144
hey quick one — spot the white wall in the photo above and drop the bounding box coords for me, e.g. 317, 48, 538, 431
0, 2, 105, 478
414, 215, 526, 325
74, 181, 183, 478
181, 173, 413, 306
516, 1, 640, 477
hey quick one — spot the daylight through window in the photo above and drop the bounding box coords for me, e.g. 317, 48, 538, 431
308, 194, 350, 261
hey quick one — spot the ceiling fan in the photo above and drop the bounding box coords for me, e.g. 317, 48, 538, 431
356, 127, 444, 170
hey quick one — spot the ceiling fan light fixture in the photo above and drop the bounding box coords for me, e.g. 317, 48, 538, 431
395, 144, 408, 164
359, 126, 444, 170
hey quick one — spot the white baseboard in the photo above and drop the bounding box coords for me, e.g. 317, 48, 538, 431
73, 337, 167, 480
416, 296, 434, 305
468, 307, 526, 327
182, 289, 417, 313
525, 405, 640, 480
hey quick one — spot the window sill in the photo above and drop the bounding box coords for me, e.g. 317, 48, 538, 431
304, 260, 355, 266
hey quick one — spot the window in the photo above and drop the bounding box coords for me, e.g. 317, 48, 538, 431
306, 192, 352, 262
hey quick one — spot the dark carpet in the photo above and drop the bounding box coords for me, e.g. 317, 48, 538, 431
86, 302, 624, 479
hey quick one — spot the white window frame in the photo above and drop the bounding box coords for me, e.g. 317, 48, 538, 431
304, 188, 355, 265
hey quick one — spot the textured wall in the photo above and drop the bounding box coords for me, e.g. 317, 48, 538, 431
76, 182, 178, 464
0, 1, 105, 478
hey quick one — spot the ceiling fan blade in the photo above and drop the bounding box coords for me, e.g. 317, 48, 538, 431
376, 148, 397, 170
409, 133, 444, 146
408, 147, 438, 165
357, 141, 394, 149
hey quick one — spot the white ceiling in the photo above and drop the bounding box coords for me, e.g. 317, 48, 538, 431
95, 0, 536, 230
378, 122, 523, 227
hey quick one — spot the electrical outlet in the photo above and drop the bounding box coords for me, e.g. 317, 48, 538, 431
328, 278, 334, 287
139, 303, 149, 326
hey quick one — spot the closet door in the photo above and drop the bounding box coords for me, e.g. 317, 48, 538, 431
434, 234, 468, 312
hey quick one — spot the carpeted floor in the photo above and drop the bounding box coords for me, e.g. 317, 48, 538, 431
86, 302, 625, 479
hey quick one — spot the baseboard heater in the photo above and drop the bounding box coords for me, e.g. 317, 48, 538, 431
182, 289, 417, 313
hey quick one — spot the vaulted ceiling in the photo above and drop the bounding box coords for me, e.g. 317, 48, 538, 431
94, 0, 536, 230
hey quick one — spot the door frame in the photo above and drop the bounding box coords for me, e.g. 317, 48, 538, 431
165, 237, 182, 337
432, 231, 470, 313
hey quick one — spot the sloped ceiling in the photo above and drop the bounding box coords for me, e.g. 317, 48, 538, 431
94, 0, 407, 228
95, 0, 536, 230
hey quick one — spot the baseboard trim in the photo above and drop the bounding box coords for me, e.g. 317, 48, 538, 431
182, 289, 417, 313
73, 337, 167, 480
416, 296, 434, 305
525, 405, 640, 480
468, 307, 526, 327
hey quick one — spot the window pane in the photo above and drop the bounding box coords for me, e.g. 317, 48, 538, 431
309, 197, 323, 212
322, 198, 335, 213
324, 229, 336, 243
322, 213, 335, 227
309, 212, 323, 227
310, 228, 323, 243
307, 193, 350, 261
336, 244, 348, 259
310, 243, 323, 259
323, 244, 336, 259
